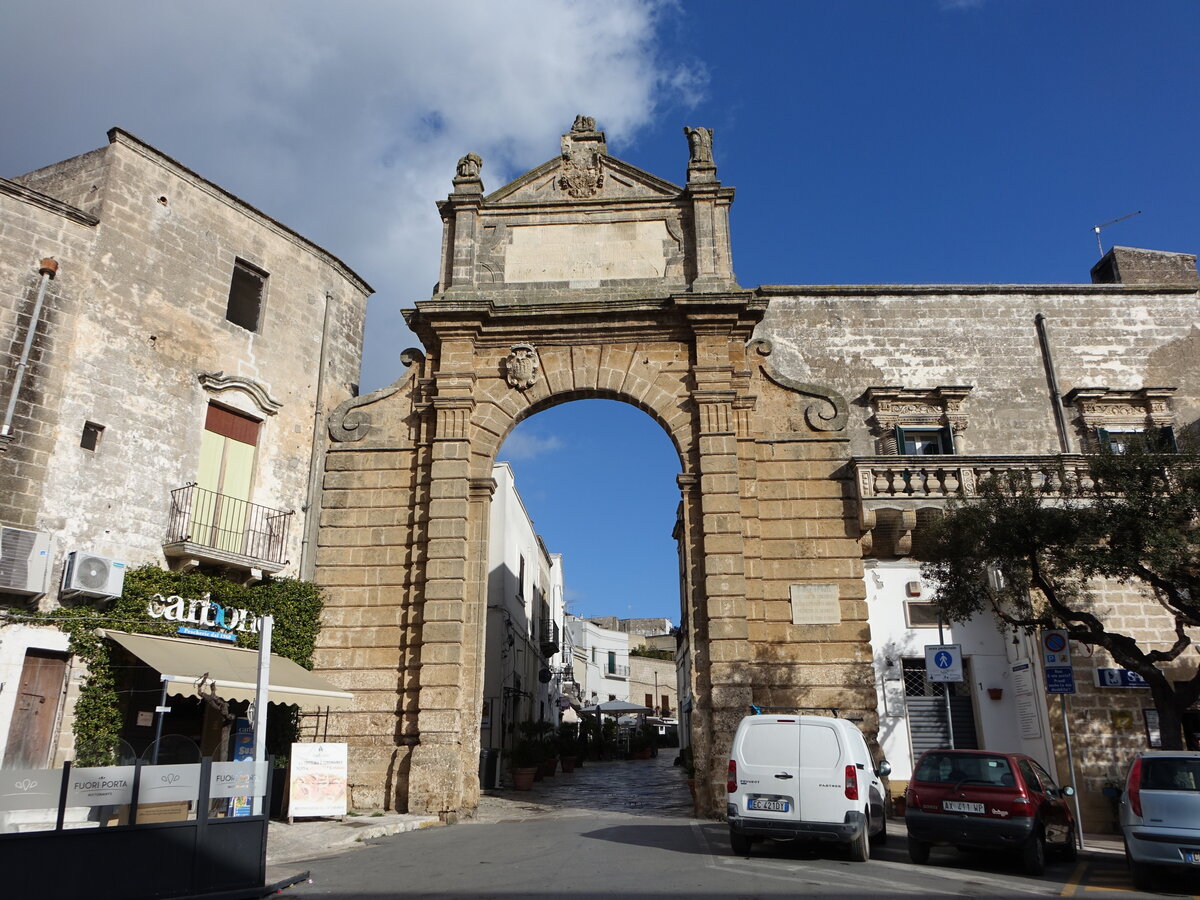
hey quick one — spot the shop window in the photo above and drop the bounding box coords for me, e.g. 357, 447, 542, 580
226, 259, 267, 332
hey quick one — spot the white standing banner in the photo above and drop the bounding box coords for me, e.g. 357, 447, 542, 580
1011, 659, 1042, 740
289, 743, 348, 818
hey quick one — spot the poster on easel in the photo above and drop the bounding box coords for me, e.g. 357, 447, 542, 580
228, 717, 254, 817
288, 742, 348, 818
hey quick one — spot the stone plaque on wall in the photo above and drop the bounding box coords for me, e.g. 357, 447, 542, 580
790, 583, 841, 625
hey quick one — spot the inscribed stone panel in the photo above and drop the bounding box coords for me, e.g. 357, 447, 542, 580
504, 221, 670, 282
789, 583, 841, 625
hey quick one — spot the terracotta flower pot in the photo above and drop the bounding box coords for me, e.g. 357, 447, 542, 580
511, 767, 537, 791
560, 755, 577, 774
539, 757, 558, 778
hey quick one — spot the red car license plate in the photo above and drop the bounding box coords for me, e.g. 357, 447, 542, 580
943, 800, 984, 814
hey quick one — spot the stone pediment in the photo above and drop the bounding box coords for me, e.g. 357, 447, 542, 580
485, 154, 683, 206
431, 116, 738, 302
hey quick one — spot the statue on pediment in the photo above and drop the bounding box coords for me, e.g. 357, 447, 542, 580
684, 126, 714, 164
456, 153, 482, 178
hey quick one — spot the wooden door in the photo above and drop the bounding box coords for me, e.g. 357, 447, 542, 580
3, 650, 68, 769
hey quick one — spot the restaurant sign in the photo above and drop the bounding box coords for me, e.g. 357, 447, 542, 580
147, 592, 260, 642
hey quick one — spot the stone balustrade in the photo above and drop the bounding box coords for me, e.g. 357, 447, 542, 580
849, 454, 1094, 556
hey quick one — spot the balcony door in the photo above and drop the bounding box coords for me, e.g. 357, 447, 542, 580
197, 404, 260, 554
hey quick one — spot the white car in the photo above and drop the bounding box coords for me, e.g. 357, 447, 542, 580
1121, 751, 1200, 890
726, 713, 890, 860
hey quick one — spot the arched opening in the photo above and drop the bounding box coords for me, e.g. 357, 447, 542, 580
480, 398, 688, 802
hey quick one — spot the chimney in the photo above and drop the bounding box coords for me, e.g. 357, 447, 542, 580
1091, 246, 1200, 286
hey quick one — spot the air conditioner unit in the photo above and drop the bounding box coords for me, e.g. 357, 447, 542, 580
0, 527, 52, 596
62, 550, 126, 598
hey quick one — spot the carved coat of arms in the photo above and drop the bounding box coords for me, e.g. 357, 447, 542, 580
558, 116, 604, 198
505, 344, 540, 391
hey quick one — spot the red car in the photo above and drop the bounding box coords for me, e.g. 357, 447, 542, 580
905, 749, 1077, 875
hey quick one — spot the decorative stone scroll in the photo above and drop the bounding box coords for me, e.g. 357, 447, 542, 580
328, 348, 425, 443
504, 344, 540, 391
750, 340, 848, 432
864, 385, 972, 454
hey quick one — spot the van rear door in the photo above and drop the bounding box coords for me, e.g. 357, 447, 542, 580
737, 717, 800, 823
798, 719, 847, 824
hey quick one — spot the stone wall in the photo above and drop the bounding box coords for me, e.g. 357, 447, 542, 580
2, 129, 370, 595
755, 285, 1200, 457
0, 180, 98, 532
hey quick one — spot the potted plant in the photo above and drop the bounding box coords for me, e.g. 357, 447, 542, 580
508, 738, 540, 791
558, 723, 579, 773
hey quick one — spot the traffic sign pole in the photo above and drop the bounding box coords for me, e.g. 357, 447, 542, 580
938, 617, 954, 750
1061, 694, 1085, 852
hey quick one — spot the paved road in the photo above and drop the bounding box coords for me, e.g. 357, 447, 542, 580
279, 756, 1200, 899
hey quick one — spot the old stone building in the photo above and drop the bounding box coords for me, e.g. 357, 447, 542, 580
0, 129, 370, 767
312, 117, 1200, 829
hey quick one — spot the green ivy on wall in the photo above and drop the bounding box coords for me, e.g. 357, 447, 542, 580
34, 565, 325, 766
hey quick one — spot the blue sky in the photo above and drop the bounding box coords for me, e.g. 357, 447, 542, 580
2, 1, 1197, 621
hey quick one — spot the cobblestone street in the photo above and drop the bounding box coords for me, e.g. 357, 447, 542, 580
471, 753, 694, 824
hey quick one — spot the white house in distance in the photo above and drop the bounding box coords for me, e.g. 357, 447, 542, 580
566, 616, 631, 706
481, 463, 567, 759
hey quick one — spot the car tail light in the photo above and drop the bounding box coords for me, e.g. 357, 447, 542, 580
845, 764, 859, 800
1127, 758, 1143, 817
727, 759, 737, 794
905, 786, 918, 808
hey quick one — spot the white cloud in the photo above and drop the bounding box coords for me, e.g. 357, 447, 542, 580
0, 0, 702, 389
498, 430, 564, 462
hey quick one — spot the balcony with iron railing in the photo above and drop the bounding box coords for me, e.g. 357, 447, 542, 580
606, 663, 631, 679
850, 454, 1092, 556
163, 483, 293, 576
539, 618, 560, 657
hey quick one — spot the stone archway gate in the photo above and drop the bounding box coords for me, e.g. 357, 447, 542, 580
313, 119, 875, 817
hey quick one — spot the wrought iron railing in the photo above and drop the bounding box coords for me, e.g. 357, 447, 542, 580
165, 483, 292, 565
606, 663, 630, 678
539, 618, 560, 655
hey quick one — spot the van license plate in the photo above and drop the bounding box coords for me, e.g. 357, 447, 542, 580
749, 798, 789, 812
943, 801, 984, 814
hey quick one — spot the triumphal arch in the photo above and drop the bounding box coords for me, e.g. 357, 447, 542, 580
313, 118, 874, 816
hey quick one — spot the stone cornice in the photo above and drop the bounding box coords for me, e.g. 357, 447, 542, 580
756, 283, 1198, 296
0, 176, 100, 227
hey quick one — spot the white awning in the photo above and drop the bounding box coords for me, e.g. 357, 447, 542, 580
103, 630, 353, 709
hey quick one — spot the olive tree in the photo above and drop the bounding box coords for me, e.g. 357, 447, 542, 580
920, 443, 1200, 750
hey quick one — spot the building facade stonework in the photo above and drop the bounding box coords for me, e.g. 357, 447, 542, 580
314, 120, 870, 816
0, 129, 370, 768
313, 118, 1200, 827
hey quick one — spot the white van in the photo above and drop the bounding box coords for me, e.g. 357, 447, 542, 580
726, 713, 891, 859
